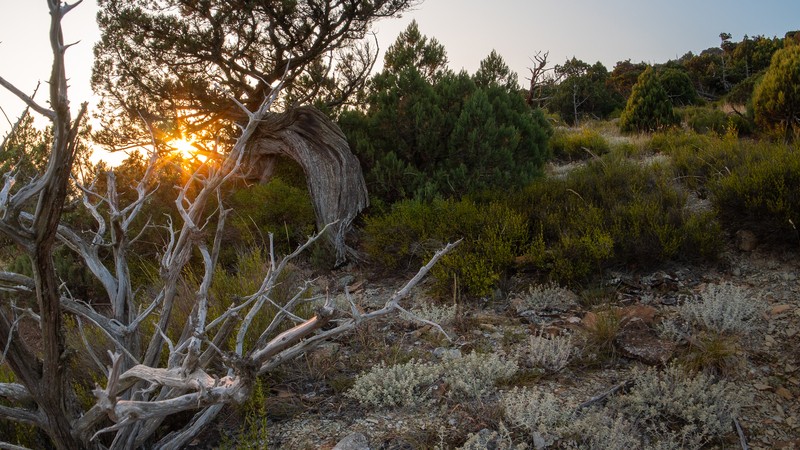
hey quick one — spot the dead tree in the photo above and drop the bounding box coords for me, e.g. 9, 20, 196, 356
0, 2, 453, 449
525, 51, 558, 108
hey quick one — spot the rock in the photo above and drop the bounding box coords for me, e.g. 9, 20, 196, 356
433, 347, 462, 360
736, 229, 758, 251
776, 387, 794, 400
621, 305, 658, 325
771, 304, 793, 316
614, 324, 675, 365
333, 432, 370, 450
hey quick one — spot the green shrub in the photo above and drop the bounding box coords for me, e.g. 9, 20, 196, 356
227, 178, 316, 256
514, 155, 721, 283
663, 133, 800, 242
363, 198, 528, 297
682, 106, 729, 135
549, 127, 611, 161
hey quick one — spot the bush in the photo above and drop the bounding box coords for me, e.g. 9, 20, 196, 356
363, 198, 528, 297
347, 352, 517, 408
340, 24, 551, 204
663, 133, 800, 242
612, 364, 744, 447
524, 330, 576, 374
619, 66, 680, 133
513, 154, 722, 283
753, 44, 800, 140
549, 127, 611, 161
227, 178, 316, 256
679, 283, 761, 334
681, 106, 729, 134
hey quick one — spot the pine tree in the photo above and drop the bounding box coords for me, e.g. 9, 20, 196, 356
619, 66, 679, 132
752, 43, 800, 140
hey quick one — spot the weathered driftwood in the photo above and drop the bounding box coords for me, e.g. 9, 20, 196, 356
245, 106, 368, 266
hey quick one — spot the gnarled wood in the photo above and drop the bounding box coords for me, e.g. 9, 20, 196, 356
245, 106, 368, 266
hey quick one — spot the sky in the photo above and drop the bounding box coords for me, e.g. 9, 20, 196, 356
1, 0, 798, 149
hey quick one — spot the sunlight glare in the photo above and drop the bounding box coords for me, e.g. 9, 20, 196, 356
168, 138, 207, 163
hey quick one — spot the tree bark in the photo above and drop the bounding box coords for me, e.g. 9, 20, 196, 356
245, 106, 368, 266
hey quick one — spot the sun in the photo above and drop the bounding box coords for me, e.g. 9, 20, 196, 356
167, 137, 207, 163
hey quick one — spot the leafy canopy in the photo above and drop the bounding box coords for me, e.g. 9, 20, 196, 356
92, 0, 418, 149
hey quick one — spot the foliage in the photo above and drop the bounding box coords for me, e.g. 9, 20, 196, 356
681, 106, 729, 134
679, 283, 761, 334
501, 386, 571, 447
227, 178, 316, 256
549, 58, 622, 126
619, 66, 680, 132
340, 23, 551, 204
658, 67, 699, 106
513, 154, 721, 283
613, 364, 744, 448
608, 59, 648, 100
524, 330, 576, 374
549, 126, 611, 161
93, 0, 418, 148
347, 352, 517, 408
363, 198, 528, 297
663, 132, 800, 242
752, 44, 800, 140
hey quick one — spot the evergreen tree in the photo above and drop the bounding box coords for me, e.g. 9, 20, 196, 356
658, 67, 699, 106
549, 58, 621, 125
339, 24, 550, 205
619, 66, 679, 132
752, 44, 800, 140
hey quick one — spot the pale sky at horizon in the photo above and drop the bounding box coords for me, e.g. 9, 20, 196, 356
1, 0, 798, 144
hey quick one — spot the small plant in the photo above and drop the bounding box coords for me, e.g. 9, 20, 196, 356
682, 331, 742, 376
612, 363, 744, 448
501, 386, 571, 447
347, 352, 517, 408
524, 330, 575, 374
679, 283, 760, 334
514, 283, 578, 314
581, 307, 623, 360
444, 352, 518, 400
456, 424, 526, 450
347, 359, 441, 408
406, 300, 458, 326
563, 410, 640, 450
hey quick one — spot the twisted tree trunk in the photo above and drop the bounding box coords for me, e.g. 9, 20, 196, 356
245, 106, 368, 266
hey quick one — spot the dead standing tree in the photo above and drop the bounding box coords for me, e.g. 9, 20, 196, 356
0, 2, 454, 449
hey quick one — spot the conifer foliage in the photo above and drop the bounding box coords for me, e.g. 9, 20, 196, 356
752, 43, 800, 140
339, 22, 551, 204
619, 66, 679, 133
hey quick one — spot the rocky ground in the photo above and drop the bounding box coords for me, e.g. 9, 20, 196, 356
190, 231, 799, 449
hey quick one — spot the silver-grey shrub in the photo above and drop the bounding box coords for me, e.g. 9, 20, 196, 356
679, 282, 761, 334
348, 352, 517, 408
346, 359, 440, 408
612, 363, 744, 448
501, 386, 571, 448
525, 330, 575, 374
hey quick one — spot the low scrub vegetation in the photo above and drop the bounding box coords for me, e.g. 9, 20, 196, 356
549, 127, 611, 161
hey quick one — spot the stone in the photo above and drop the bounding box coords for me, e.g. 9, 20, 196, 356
736, 229, 758, 251
333, 432, 371, 450
614, 324, 675, 365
